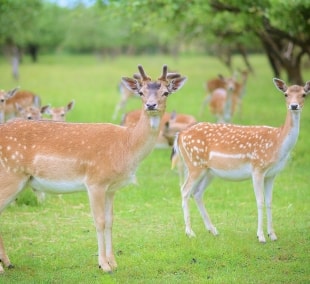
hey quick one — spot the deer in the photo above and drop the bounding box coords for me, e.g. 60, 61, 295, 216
171, 78, 309, 243
0, 88, 19, 123
0, 89, 41, 123
44, 100, 75, 121
162, 111, 197, 147
121, 109, 196, 148
200, 74, 237, 120
15, 103, 50, 121
0, 64, 187, 273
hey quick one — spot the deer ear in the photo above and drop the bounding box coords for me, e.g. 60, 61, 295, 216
66, 100, 75, 111
167, 77, 187, 93
121, 77, 142, 94
273, 78, 288, 93
304, 81, 310, 94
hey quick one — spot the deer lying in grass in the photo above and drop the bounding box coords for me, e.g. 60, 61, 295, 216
44, 100, 75, 121
122, 110, 196, 148
15, 103, 50, 120
0, 65, 186, 273
172, 78, 309, 243
0, 89, 41, 123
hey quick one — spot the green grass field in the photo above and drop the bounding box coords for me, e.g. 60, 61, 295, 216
0, 54, 309, 283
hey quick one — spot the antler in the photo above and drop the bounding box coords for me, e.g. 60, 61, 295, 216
158, 65, 168, 81
167, 73, 182, 79
138, 64, 151, 81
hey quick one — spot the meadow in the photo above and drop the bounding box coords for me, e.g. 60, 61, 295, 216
0, 53, 309, 283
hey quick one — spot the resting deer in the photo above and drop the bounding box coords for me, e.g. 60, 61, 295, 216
44, 100, 75, 121
0, 65, 186, 273
15, 103, 50, 121
122, 110, 196, 148
0, 89, 41, 123
172, 78, 309, 243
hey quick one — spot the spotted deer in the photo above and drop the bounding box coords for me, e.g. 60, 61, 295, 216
0, 89, 41, 123
45, 100, 75, 121
0, 88, 19, 123
172, 78, 309, 243
0, 65, 186, 273
200, 75, 238, 122
15, 103, 50, 120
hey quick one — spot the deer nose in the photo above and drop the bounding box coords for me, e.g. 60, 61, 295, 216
290, 104, 299, 110
146, 103, 157, 110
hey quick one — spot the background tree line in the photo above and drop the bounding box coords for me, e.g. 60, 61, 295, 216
0, 0, 309, 83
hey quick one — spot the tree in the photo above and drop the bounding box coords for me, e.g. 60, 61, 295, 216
113, 0, 310, 84
210, 0, 310, 84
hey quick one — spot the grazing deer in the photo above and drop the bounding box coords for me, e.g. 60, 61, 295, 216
0, 65, 186, 273
172, 78, 309, 243
0, 88, 41, 123
44, 100, 75, 121
122, 110, 196, 148
112, 81, 137, 121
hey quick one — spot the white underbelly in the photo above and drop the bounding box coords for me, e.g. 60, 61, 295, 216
29, 177, 86, 194
210, 164, 252, 181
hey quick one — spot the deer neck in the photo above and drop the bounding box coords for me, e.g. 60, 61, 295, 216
278, 109, 301, 157
128, 107, 163, 162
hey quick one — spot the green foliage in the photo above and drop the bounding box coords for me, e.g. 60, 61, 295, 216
0, 0, 42, 45
0, 54, 309, 283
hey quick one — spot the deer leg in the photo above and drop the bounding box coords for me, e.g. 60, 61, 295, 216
0, 171, 29, 273
87, 184, 112, 272
264, 176, 277, 241
181, 171, 204, 237
104, 191, 117, 270
252, 171, 266, 243
192, 174, 218, 236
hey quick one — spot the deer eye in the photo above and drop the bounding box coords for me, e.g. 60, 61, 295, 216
162, 91, 169, 97
302, 93, 306, 98
284, 93, 288, 97
138, 91, 144, 96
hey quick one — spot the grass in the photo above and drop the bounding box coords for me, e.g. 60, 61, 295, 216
0, 53, 309, 283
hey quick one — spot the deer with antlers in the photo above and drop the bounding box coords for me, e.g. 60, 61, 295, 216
0, 65, 186, 273
172, 78, 309, 243
0, 89, 41, 123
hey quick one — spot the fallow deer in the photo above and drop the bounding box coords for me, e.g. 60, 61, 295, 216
172, 78, 309, 243
44, 100, 75, 121
0, 88, 19, 123
15, 103, 50, 121
0, 65, 186, 273
0, 89, 41, 123
200, 74, 237, 121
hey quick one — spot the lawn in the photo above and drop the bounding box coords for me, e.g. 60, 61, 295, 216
0, 53, 309, 283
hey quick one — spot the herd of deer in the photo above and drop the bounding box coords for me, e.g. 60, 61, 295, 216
0, 64, 308, 273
